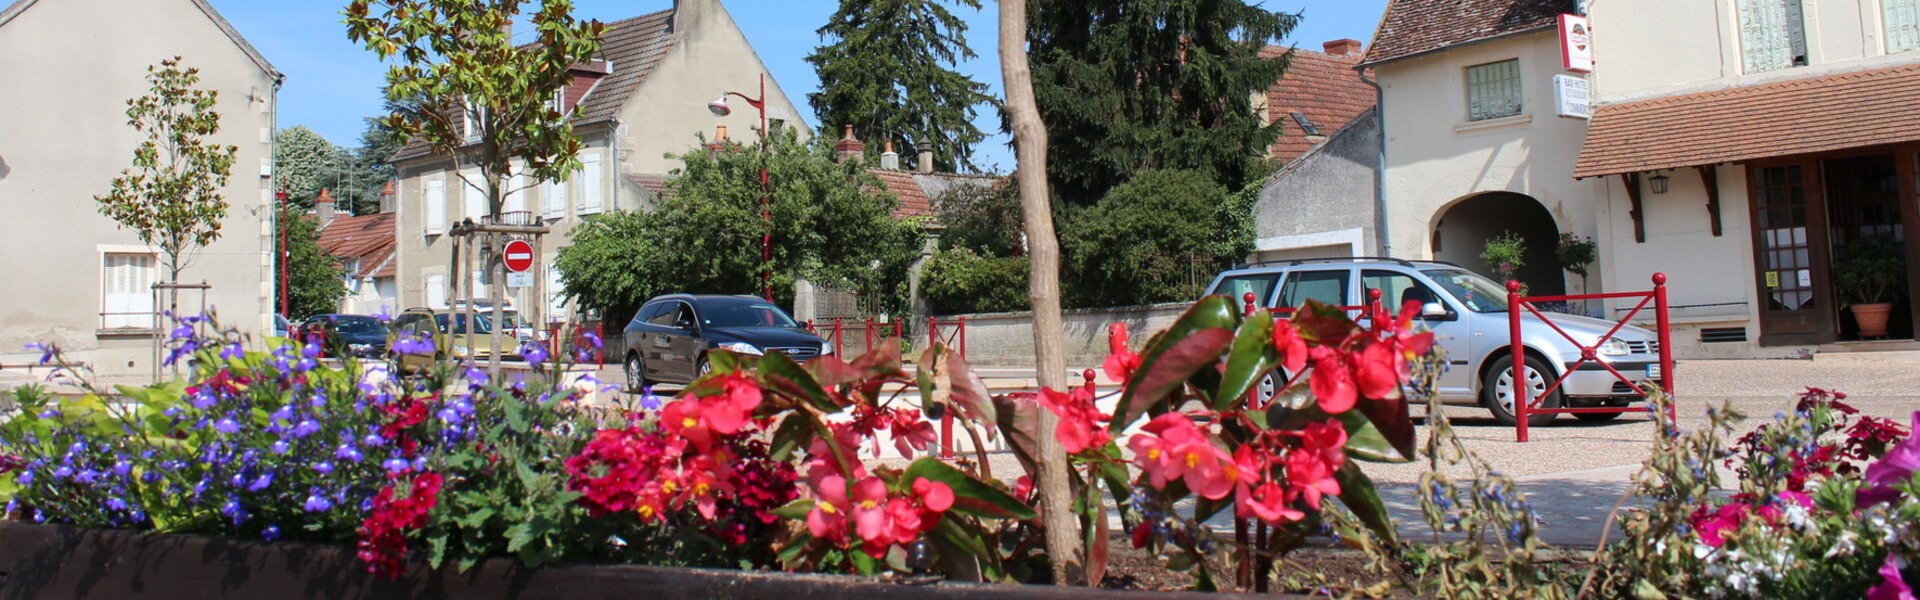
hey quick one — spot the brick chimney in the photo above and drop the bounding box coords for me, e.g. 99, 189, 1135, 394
378, 180, 397, 214
315, 188, 337, 224
879, 140, 900, 170
833, 124, 867, 164
1323, 39, 1364, 55
916, 139, 934, 174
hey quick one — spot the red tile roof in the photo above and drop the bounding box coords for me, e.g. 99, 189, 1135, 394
1261, 44, 1375, 164
317, 213, 397, 279
869, 169, 932, 217
626, 173, 672, 199
1360, 0, 1572, 66
1574, 64, 1920, 179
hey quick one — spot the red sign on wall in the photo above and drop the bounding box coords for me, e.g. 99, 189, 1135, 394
1559, 14, 1593, 73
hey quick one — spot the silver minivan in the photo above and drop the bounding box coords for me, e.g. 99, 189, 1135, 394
1204, 258, 1662, 425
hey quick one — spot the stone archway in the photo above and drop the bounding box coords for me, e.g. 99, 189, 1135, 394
1430, 192, 1565, 296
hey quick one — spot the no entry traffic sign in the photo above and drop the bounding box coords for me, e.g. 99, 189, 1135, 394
503, 239, 535, 273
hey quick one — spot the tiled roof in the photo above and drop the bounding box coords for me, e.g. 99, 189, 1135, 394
869, 169, 932, 217
1573, 64, 1920, 179
392, 9, 675, 162
1359, 0, 1572, 66
1261, 44, 1375, 164
317, 213, 397, 279
626, 173, 672, 199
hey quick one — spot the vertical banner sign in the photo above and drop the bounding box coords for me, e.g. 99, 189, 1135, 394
1559, 14, 1593, 73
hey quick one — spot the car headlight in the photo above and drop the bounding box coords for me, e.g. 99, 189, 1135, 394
820, 341, 834, 355
717, 342, 764, 356
1597, 338, 1630, 357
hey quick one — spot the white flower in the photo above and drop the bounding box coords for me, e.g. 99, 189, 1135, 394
1825, 530, 1859, 558
1694, 543, 1716, 559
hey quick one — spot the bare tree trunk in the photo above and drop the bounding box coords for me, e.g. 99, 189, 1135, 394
998, 0, 1083, 585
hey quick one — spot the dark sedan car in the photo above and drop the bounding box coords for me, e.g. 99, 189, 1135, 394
295, 314, 391, 359
622, 294, 830, 390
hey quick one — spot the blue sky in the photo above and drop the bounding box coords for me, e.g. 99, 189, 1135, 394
208, 0, 1387, 173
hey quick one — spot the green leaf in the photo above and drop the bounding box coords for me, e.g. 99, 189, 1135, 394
777, 533, 814, 565
772, 499, 816, 520
1354, 395, 1417, 462
1333, 460, 1397, 545
850, 546, 878, 575
1214, 312, 1277, 411
926, 515, 993, 581
760, 351, 835, 412
768, 413, 813, 462
900, 457, 1035, 520
505, 522, 535, 553
1111, 321, 1235, 433
1333, 407, 1415, 463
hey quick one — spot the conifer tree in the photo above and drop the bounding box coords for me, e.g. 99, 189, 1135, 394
807, 0, 996, 173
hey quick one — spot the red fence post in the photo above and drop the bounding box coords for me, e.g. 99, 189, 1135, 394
1653, 272, 1677, 424
956, 316, 967, 360
1509, 280, 1529, 443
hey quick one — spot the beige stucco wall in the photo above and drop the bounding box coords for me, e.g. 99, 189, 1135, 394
390, 0, 807, 323
1377, 31, 1607, 286
1591, 0, 1920, 102
0, 0, 278, 378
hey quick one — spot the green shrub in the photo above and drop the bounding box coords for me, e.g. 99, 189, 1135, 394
921, 248, 1030, 315
1061, 169, 1251, 307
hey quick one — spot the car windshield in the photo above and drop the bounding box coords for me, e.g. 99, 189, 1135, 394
1420, 268, 1510, 312
472, 313, 523, 333
699, 301, 800, 328
332, 317, 387, 335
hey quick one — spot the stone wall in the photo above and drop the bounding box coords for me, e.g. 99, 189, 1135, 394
917, 302, 1193, 367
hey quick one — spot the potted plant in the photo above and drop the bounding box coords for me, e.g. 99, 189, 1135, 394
1832, 232, 1905, 338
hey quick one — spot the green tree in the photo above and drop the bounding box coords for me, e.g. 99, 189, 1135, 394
95, 56, 240, 290
557, 129, 921, 318
279, 207, 348, 318
920, 247, 1029, 314
1060, 169, 1252, 306
1027, 0, 1298, 204
274, 126, 341, 209
933, 179, 1023, 256
806, 0, 997, 172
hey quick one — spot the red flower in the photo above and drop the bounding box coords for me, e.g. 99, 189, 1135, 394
701, 371, 764, 435
1284, 442, 1342, 510
1037, 386, 1113, 454
1308, 346, 1358, 414
1242, 481, 1304, 525
1104, 323, 1143, 383
1272, 318, 1307, 373
1128, 413, 1231, 500
355, 472, 444, 577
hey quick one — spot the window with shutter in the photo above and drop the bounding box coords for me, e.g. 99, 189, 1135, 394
426, 274, 447, 309
546, 266, 566, 318
543, 178, 566, 218
1465, 59, 1522, 122
102, 253, 155, 328
1889, 0, 1920, 53
424, 179, 446, 234
578, 155, 604, 215
1739, 0, 1808, 72
472, 270, 487, 299
462, 168, 486, 219
505, 172, 527, 214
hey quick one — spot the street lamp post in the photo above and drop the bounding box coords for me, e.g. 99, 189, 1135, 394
708, 73, 773, 302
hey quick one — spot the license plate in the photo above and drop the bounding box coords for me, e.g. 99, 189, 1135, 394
1647, 364, 1662, 379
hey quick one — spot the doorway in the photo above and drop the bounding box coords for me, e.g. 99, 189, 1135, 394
1824, 154, 1911, 340
1430, 192, 1566, 296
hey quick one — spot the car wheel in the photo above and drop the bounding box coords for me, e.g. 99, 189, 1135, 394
1482, 354, 1560, 427
1573, 411, 1625, 423
696, 355, 712, 379
625, 353, 649, 393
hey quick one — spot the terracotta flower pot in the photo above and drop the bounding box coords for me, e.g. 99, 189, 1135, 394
1851, 302, 1895, 338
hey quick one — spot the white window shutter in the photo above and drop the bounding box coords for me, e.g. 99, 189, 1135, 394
543, 179, 566, 218
1739, 0, 1794, 72
1889, 0, 1920, 53
504, 172, 526, 214
426, 274, 447, 309
103, 254, 155, 328
462, 168, 486, 219
546, 266, 566, 318
578, 155, 603, 215
424, 179, 446, 234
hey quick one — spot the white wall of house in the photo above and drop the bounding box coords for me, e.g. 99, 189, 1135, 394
616, 0, 808, 176
0, 0, 278, 377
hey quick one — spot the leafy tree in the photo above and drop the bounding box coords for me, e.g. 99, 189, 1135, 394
274, 126, 341, 209
1061, 169, 1251, 307
279, 207, 348, 318
557, 128, 921, 318
920, 248, 1029, 314
933, 179, 1024, 256
95, 56, 240, 290
806, 0, 997, 172
1027, 0, 1298, 204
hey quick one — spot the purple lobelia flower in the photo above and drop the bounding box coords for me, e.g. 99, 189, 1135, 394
247, 472, 273, 491
639, 386, 664, 410
291, 419, 321, 438
261, 525, 282, 542
25, 342, 55, 365
1859, 411, 1920, 509
313, 461, 334, 475
221, 343, 245, 361
270, 440, 290, 454
214, 417, 242, 434
302, 488, 334, 512
520, 342, 549, 365
334, 444, 363, 463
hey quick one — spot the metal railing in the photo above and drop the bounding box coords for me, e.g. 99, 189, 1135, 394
1507, 273, 1677, 443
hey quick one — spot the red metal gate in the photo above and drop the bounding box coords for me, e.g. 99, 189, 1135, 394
1507, 273, 1677, 442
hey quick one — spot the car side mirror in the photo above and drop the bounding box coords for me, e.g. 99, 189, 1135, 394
1421, 302, 1451, 318
674, 318, 695, 331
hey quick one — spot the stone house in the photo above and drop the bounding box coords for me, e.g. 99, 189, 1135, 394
1249, 39, 1383, 262
313, 188, 398, 316
0, 0, 280, 378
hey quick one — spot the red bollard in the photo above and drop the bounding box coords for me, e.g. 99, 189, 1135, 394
1653, 272, 1676, 424
1509, 280, 1530, 443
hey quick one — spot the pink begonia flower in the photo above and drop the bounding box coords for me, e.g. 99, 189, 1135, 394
1037, 386, 1112, 455
1272, 318, 1308, 374
1868, 554, 1915, 600
1103, 322, 1142, 383
1128, 412, 1232, 499
1308, 346, 1358, 414
806, 473, 851, 543
1241, 481, 1304, 525
1859, 411, 1920, 509
1694, 503, 1749, 548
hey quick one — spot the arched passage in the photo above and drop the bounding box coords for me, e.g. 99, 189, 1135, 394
1430, 192, 1565, 296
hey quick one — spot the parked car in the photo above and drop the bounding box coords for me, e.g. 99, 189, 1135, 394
621, 294, 830, 391
293, 314, 391, 359
1203, 257, 1663, 425
388, 307, 536, 371
273, 314, 291, 338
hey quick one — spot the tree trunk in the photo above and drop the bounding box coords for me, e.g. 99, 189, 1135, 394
998, 0, 1083, 585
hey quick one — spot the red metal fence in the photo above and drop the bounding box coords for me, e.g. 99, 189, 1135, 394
804, 317, 906, 358
542, 322, 605, 365
1507, 273, 1676, 442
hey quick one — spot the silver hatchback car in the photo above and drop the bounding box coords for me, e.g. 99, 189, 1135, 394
1204, 258, 1662, 425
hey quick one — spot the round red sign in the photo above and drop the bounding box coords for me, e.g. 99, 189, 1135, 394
503, 239, 535, 273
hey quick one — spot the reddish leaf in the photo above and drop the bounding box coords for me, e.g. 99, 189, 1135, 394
1355, 395, 1417, 460
945, 350, 995, 425
807, 355, 863, 388
1112, 328, 1234, 432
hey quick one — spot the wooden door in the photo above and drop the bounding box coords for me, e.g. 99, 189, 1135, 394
1749, 160, 1836, 345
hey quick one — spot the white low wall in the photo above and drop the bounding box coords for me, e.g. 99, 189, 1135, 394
918, 302, 1195, 367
